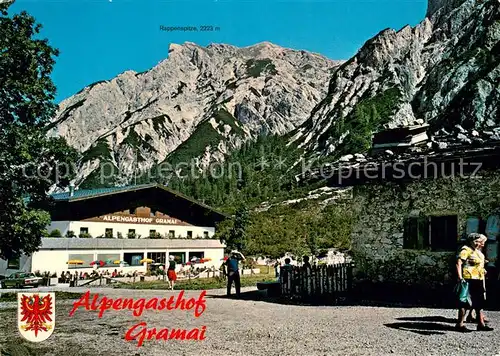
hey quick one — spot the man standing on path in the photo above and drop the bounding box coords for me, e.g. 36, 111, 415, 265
224, 251, 245, 298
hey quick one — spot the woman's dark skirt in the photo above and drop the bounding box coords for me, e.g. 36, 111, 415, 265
459, 279, 485, 309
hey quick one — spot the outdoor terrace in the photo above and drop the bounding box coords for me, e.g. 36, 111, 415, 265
39, 237, 225, 250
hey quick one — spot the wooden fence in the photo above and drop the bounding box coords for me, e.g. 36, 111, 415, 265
280, 263, 354, 303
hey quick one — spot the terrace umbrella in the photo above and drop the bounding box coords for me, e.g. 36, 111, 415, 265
105, 259, 114, 265
67, 260, 84, 265
114, 260, 123, 264
140, 258, 154, 264
90, 260, 105, 267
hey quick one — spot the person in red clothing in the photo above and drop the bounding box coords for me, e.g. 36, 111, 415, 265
167, 255, 177, 290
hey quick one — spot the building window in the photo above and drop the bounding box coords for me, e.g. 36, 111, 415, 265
97, 254, 120, 267
169, 230, 175, 238
189, 251, 204, 261
7, 258, 20, 270
68, 254, 93, 269
187, 231, 193, 239
124, 252, 144, 266
170, 252, 186, 264
79, 227, 90, 238
105, 228, 113, 238
149, 230, 159, 238
128, 229, 136, 239
203, 231, 209, 238
147, 252, 166, 264
430, 215, 458, 251
403, 214, 458, 251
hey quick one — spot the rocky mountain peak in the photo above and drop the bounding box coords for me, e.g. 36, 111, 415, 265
427, 0, 468, 17
51, 41, 341, 187
291, 0, 499, 159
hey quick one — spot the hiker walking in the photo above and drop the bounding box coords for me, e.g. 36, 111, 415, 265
224, 251, 245, 298
455, 233, 493, 332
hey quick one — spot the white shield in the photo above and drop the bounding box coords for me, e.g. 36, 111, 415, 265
18, 292, 55, 342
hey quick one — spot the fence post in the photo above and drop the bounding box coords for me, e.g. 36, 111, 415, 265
280, 267, 285, 296
347, 263, 353, 295
322, 267, 325, 297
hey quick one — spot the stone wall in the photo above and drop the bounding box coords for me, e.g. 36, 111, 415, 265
351, 169, 500, 286
323, 249, 353, 265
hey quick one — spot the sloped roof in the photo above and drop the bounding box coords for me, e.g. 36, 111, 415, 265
51, 184, 152, 201
49, 183, 229, 220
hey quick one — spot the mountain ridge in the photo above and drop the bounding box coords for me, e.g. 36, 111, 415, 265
50, 0, 499, 191
290, 0, 499, 159
50, 41, 341, 187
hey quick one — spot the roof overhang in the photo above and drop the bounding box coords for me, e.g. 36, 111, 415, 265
48, 184, 228, 226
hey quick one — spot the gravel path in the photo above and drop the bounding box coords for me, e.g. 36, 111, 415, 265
0, 287, 499, 356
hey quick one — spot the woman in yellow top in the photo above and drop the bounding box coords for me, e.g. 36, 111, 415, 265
456, 233, 493, 332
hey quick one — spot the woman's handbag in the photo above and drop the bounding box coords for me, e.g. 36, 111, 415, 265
455, 279, 472, 306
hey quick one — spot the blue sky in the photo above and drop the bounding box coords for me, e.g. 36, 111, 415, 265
10, 0, 427, 103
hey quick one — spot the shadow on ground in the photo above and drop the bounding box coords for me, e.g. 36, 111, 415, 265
205, 290, 442, 308
205, 289, 342, 307
206, 289, 500, 314
384, 321, 458, 335
384, 316, 459, 335
397, 316, 458, 323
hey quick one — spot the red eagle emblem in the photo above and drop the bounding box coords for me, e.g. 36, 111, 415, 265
19, 294, 53, 337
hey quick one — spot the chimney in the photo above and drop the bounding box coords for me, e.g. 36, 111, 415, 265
69, 183, 75, 197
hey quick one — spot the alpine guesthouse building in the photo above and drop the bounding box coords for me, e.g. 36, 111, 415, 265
0, 184, 227, 276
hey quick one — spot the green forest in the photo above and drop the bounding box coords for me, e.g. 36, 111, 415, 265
129, 134, 356, 257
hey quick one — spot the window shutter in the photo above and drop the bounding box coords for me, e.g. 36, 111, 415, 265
403, 217, 418, 249
417, 216, 430, 249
